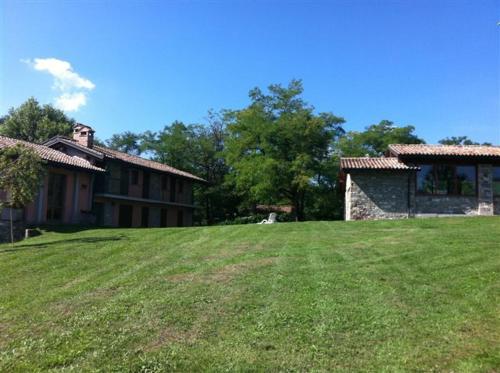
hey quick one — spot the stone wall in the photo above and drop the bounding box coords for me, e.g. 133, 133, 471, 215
0, 208, 25, 243
345, 163, 499, 220
494, 197, 500, 215
346, 171, 413, 220
478, 164, 493, 215
415, 196, 478, 216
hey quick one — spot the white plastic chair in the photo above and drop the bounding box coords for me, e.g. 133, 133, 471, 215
258, 213, 277, 224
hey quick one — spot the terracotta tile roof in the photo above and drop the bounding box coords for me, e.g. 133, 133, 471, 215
389, 144, 500, 158
92, 146, 206, 182
44, 136, 104, 158
340, 157, 419, 171
256, 204, 293, 213
0, 136, 104, 172
43, 136, 206, 182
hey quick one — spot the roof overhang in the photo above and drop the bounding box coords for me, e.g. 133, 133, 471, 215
44, 136, 105, 160
340, 157, 420, 172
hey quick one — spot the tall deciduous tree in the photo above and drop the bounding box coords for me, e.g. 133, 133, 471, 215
138, 114, 238, 225
0, 144, 44, 243
225, 80, 345, 221
438, 136, 491, 146
338, 120, 425, 157
144, 121, 196, 171
0, 98, 74, 143
105, 131, 143, 155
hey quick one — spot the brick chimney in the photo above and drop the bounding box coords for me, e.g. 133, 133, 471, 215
73, 123, 95, 148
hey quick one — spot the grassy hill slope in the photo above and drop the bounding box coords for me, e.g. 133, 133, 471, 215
1, 218, 499, 371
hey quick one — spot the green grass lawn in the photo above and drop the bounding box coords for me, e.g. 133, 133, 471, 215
1, 218, 499, 372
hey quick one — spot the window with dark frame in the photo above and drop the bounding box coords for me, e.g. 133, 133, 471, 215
161, 175, 168, 190
178, 179, 184, 193
141, 207, 149, 227
493, 167, 500, 196
170, 177, 176, 201
416, 164, 476, 196
177, 210, 184, 227
131, 169, 139, 185
160, 208, 168, 227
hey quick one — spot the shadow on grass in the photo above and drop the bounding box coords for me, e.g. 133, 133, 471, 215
0, 236, 124, 254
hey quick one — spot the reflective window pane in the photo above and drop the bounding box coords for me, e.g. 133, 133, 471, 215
456, 166, 476, 196
417, 165, 434, 194
493, 167, 500, 196
434, 164, 454, 195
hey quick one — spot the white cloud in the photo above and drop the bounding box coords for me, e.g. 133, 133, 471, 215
55, 92, 87, 112
23, 57, 95, 112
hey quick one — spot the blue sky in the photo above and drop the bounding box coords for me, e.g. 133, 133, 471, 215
1, 0, 499, 144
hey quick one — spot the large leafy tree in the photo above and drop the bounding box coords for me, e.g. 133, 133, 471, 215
139, 114, 239, 225
225, 80, 345, 221
338, 120, 425, 157
0, 97, 74, 143
105, 131, 143, 155
143, 121, 196, 171
438, 136, 491, 146
0, 144, 45, 243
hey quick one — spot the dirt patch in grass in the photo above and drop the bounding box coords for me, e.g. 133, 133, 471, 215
166, 257, 278, 284
0, 322, 11, 348
209, 257, 276, 283
51, 301, 77, 317
144, 325, 199, 352
84, 285, 122, 299
201, 243, 265, 261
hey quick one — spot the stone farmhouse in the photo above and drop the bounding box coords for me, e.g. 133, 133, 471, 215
340, 144, 500, 220
0, 124, 205, 239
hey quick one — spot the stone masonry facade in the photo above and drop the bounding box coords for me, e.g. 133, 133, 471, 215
345, 164, 498, 220
345, 171, 415, 220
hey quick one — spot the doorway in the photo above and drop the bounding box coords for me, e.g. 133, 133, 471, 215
46, 173, 66, 222
118, 204, 133, 227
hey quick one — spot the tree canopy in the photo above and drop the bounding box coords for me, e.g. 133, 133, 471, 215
338, 120, 425, 157
225, 80, 345, 220
0, 98, 74, 143
438, 136, 491, 146
0, 144, 45, 209
106, 131, 143, 155
0, 144, 45, 243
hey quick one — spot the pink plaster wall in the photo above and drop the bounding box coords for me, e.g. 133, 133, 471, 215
24, 168, 95, 225
79, 173, 92, 212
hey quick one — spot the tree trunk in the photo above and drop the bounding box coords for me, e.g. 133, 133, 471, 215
293, 199, 304, 222
293, 191, 306, 222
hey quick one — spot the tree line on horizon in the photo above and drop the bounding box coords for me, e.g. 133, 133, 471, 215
0, 80, 492, 224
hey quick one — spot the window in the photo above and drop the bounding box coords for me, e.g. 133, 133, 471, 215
455, 166, 476, 196
46, 173, 66, 221
142, 172, 150, 199
493, 167, 500, 196
177, 210, 184, 227
131, 169, 139, 185
118, 205, 133, 228
170, 177, 176, 202
178, 180, 184, 193
160, 208, 168, 227
161, 175, 168, 190
417, 165, 434, 194
417, 164, 476, 196
120, 168, 129, 195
